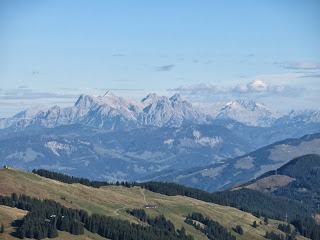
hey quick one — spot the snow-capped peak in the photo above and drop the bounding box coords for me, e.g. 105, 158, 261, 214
213, 99, 282, 127
1, 92, 318, 131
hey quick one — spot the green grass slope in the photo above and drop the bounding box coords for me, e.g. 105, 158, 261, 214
0, 167, 305, 240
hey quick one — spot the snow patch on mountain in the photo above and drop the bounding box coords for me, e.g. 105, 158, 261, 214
0, 91, 319, 130
193, 130, 223, 147
45, 141, 76, 156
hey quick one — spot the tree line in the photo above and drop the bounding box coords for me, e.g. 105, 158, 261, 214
216, 188, 316, 222
0, 193, 195, 240
31, 168, 320, 239
0, 193, 86, 239
32, 169, 229, 205
184, 212, 236, 240
126, 208, 176, 234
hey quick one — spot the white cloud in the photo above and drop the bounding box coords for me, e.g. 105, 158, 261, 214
234, 84, 248, 93
247, 79, 268, 92
169, 73, 317, 112
173, 79, 285, 96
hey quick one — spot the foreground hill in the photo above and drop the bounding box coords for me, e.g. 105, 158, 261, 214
0, 167, 301, 240
143, 133, 320, 192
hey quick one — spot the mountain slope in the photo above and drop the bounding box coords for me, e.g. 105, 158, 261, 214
142, 133, 320, 192
240, 154, 320, 209
0, 167, 305, 240
0, 124, 252, 182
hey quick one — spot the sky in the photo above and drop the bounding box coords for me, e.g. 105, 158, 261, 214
0, 0, 320, 118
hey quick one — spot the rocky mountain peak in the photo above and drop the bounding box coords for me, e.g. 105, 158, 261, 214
170, 93, 182, 102
1, 92, 319, 131
74, 94, 94, 107
141, 93, 162, 103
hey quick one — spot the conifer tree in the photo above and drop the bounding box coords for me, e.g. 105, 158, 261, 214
253, 221, 257, 228
0, 223, 4, 233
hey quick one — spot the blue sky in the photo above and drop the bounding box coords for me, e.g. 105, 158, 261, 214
0, 0, 320, 117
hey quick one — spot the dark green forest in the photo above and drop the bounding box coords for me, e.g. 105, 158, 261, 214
0, 193, 194, 240
184, 212, 236, 240
244, 154, 320, 209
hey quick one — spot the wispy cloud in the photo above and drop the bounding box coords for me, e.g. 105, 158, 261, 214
111, 54, 124, 57
99, 88, 144, 91
0, 88, 81, 118
173, 79, 286, 95
170, 78, 303, 106
283, 61, 320, 70
1, 88, 79, 100
156, 64, 175, 71
299, 74, 320, 78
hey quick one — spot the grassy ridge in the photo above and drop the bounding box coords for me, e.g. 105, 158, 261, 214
0, 168, 307, 240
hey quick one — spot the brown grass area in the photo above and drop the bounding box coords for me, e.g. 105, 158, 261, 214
245, 175, 296, 193
0, 168, 301, 240
0, 206, 28, 240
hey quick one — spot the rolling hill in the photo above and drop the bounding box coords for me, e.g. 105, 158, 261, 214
0, 167, 304, 240
237, 154, 320, 210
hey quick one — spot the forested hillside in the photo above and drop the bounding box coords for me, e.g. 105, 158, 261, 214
241, 154, 320, 209
0, 167, 301, 240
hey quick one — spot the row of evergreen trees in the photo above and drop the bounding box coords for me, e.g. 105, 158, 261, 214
0, 193, 195, 240
87, 209, 194, 240
264, 231, 296, 240
31, 168, 320, 239
184, 212, 236, 240
126, 208, 177, 234
0, 193, 87, 239
32, 169, 229, 206
32, 169, 113, 188
291, 219, 320, 240
216, 188, 316, 221
85, 213, 188, 240
277, 223, 291, 234
126, 208, 194, 239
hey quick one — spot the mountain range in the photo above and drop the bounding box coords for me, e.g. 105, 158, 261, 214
0, 92, 319, 188
1, 92, 319, 131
